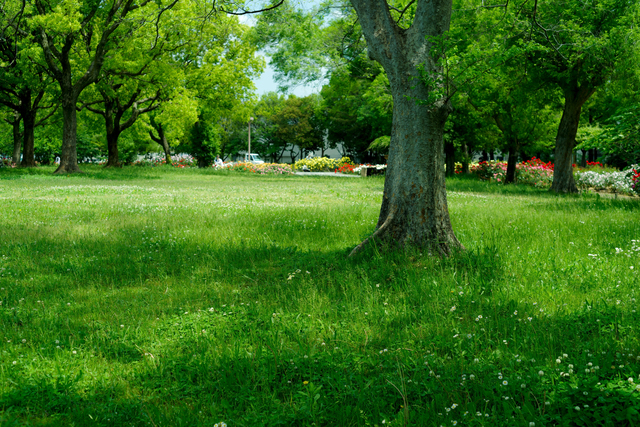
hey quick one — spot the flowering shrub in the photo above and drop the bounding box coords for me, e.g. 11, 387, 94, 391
574, 165, 639, 195
336, 164, 356, 174
293, 157, 355, 172
470, 161, 507, 182
469, 158, 553, 187
516, 158, 554, 188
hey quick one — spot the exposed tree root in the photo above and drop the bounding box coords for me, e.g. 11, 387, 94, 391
348, 209, 396, 258
54, 164, 82, 174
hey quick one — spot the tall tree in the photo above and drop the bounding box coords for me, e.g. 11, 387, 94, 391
348, 0, 462, 255
27, 0, 181, 173
0, 0, 57, 166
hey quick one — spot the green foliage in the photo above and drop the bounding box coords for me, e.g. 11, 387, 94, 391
76, 133, 103, 162
367, 135, 390, 153
586, 105, 640, 167
188, 121, 220, 167
32, 131, 60, 165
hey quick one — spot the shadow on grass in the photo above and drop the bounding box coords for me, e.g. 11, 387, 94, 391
2, 215, 640, 425
3, 302, 640, 427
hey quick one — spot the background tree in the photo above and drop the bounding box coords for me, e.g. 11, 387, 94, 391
273, 95, 324, 161
0, 0, 58, 166
521, 0, 639, 192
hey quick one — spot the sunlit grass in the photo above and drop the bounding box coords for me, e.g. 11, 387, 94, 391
0, 166, 639, 426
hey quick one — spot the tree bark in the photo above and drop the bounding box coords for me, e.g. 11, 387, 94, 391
445, 141, 455, 177
505, 142, 518, 184
551, 85, 594, 192
102, 98, 121, 168
20, 106, 36, 167
55, 90, 81, 173
461, 143, 470, 174
150, 123, 172, 165
349, 0, 461, 256
10, 113, 22, 164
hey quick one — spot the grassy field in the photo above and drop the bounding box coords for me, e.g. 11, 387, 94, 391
1, 166, 639, 427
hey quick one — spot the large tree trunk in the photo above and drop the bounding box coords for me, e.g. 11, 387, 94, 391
349, 0, 461, 256
505, 142, 519, 184
445, 141, 455, 177
105, 131, 121, 167
10, 113, 21, 165
55, 89, 81, 174
551, 86, 594, 192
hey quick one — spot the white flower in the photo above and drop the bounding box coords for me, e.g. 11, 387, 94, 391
538, 371, 544, 376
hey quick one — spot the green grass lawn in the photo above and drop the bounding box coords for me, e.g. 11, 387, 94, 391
1, 166, 639, 426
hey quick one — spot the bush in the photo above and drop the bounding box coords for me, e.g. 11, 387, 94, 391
575, 165, 639, 195
517, 158, 554, 188
470, 161, 507, 181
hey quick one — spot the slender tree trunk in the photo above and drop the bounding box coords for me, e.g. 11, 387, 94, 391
20, 108, 36, 167
150, 123, 172, 165
551, 86, 594, 192
103, 101, 121, 168
505, 142, 519, 184
10, 114, 22, 164
445, 141, 455, 177
461, 143, 470, 174
55, 89, 81, 174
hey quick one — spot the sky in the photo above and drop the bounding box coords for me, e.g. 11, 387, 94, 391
252, 59, 319, 97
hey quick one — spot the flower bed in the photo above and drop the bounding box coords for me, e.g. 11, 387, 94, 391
516, 158, 554, 188
353, 164, 387, 174
219, 162, 294, 175
574, 165, 639, 196
133, 154, 197, 168
470, 161, 507, 182
293, 157, 355, 172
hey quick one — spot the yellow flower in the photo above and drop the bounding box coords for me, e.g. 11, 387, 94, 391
303, 381, 309, 385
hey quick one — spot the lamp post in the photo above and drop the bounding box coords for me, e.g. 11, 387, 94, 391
248, 117, 254, 162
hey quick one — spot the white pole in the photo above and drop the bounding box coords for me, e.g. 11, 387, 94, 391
248, 117, 253, 162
